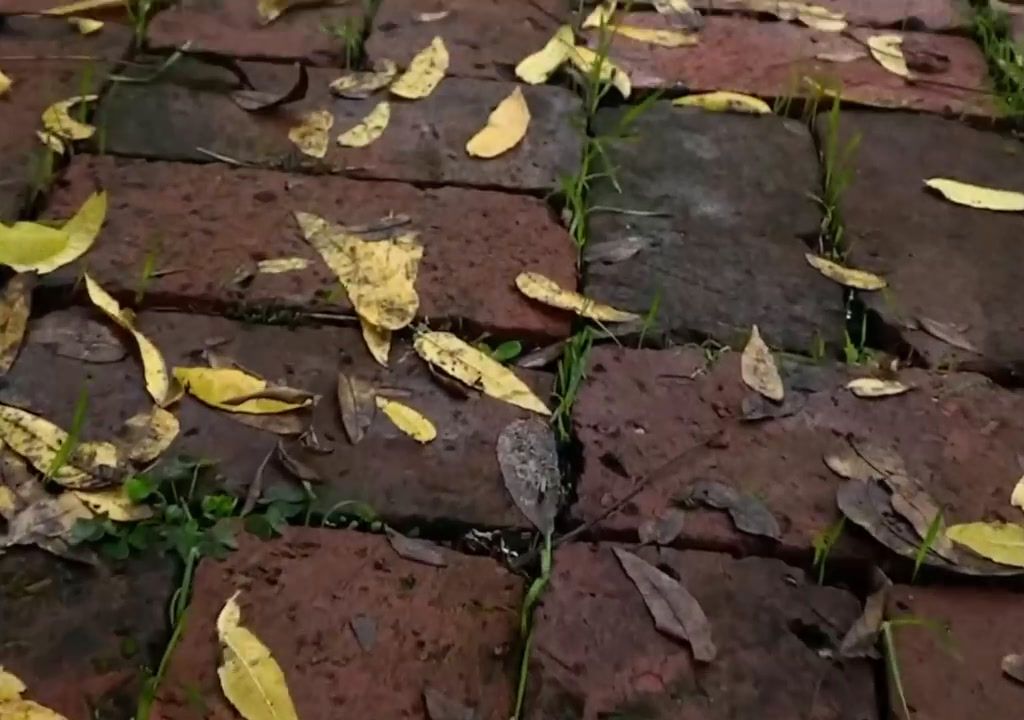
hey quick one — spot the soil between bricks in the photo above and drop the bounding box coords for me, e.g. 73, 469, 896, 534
528, 543, 877, 720
151, 527, 522, 720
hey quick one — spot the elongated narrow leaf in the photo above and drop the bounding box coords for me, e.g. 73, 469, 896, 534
0, 274, 33, 374
0, 191, 106, 274
0, 70, 11, 98
386, 527, 447, 567
497, 418, 560, 535
375, 397, 436, 443
946, 522, 1024, 568
684, 479, 780, 540
466, 87, 530, 159
515, 25, 573, 84
337, 101, 391, 148
805, 253, 886, 291
515, 272, 639, 322
673, 91, 770, 114
390, 36, 449, 99
846, 378, 911, 398
924, 178, 1024, 212
568, 45, 631, 98
741, 325, 783, 402
116, 406, 179, 464
337, 371, 376, 444
42, 0, 123, 15
174, 367, 310, 415
868, 34, 909, 78
611, 25, 699, 47
74, 485, 154, 521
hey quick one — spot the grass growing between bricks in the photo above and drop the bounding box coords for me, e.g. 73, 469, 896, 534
969, 2, 1024, 120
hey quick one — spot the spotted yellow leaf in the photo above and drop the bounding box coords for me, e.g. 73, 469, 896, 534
217, 592, 299, 720
375, 396, 436, 443
611, 25, 699, 47
390, 36, 449, 99
516, 25, 574, 84
74, 485, 154, 521
329, 59, 398, 98
924, 178, 1024, 212
466, 87, 530, 159
42, 94, 97, 141
337, 101, 390, 148
256, 257, 309, 274
68, 17, 104, 33
415, 330, 550, 415
946, 522, 1024, 568
360, 318, 391, 366
804, 253, 887, 291
867, 34, 909, 78
42, 0, 123, 14
0, 274, 33, 375
569, 45, 631, 98
117, 406, 179, 464
0, 70, 11, 97
173, 366, 310, 415
515, 272, 639, 322
845, 378, 911, 398
85, 274, 178, 407
0, 191, 106, 275
673, 91, 771, 114
0, 666, 70, 719
741, 325, 783, 402
288, 109, 333, 159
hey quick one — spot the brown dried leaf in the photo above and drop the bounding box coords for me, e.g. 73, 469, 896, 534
336, 371, 376, 444
385, 527, 447, 567
230, 411, 307, 436
30, 311, 126, 363
613, 547, 716, 661
823, 445, 880, 482
741, 325, 784, 402
1002, 654, 1024, 684
221, 385, 318, 407
839, 570, 891, 658
423, 688, 477, 720
116, 406, 179, 464
740, 391, 805, 422
915, 316, 979, 353
350, 614, 377, 652
683, 479, 780, 540
0, 274, 34, 375
275, 440, 322, 483
638, 508, 686, 546
230, 63, 308, 112
515, 340, 565, 370
496, 418, 560, 535
582, 236, 653, 264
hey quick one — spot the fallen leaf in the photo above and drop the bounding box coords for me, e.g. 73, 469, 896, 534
946, 522, 1024, 568
804, 253, 887, 291
74, 485, 154, 521
174, 366, 311, 415
515, 25, 574, 84
1002, 654, 1024, 684
741, 325, 783, 402
823, 446, 880, 482
414, 330, 550, 415
37, 130, 66, 154
795, 3, 846, 31
217, 591, 299, 720
337, 101, 391, 148
515, 272, 639, 322
0, 666, 27, 701
0, 274, 34, 375
85, 274, 178, 407
360, 318, 391, 366
256, 257, 309, 274
1011, 474, 1024, 514
386, 526, 447, 567
275, 440, 322, 482
116, 407, 179, 464
222, 385, 317, 407
672, 91, 770, 114
611, 25, 699, 47
42, 94, 97, 142
741, 391, 805, 422
582, 1, 616, 28
915, 316, 978, 353
653, 0, 695, 16
68, 17, 104, 34
256, 0, 323, 24
423, 689, 477, 720
638, 508, 687, 545
41, 0, 123, 15
613, 547, 716, 661
231, 64, 308, 112
350, 615, 377, 652
337, 371, 377, 444
923, 178, 1024, 212
0, 191, 106, 274
846, 378, 911, 398
375, 396, 436, 443
390, 36, 449, 99
0, 666, 71, 719
815, 49, 866, 63
329, 59, 399, 99
496, 418, 560, 535
867, 34, 909, 78
569, 45, 631, 98
232, 411, 307, 436
582, 236, 652, 264
415, 10, 450, 22
288, 109, 333, 159
683, 479, 781, 540
0, 70, 11, 97
839, 570, 891, 657
466, 87, 530, 159
30, 311, 126, 363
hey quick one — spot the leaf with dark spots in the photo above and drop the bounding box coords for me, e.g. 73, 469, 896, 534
740, 391, 805, 422
386, 527, 447, 567
613, 547, 716, 661
30, 310, 126, 363
0, 274, 33, 375
496, 418, 560, 535
426, 363, 476, 399
1002, 654, 1024, 684
638, 508, 686, 546
230, 63, 308, 111
582, 236, 653, 264
336, 371, 376, 445
839, 569, 891, 658
423, 688, 478, 720
350, 614, 377, 652
681, 480, 780, 540
275, 440, 322, 483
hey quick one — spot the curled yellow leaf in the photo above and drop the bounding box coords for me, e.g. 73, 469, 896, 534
42, 94, 98, 141
804, 253, 887, 291
174, 366, 310, 415
673, 91, 771, 114
37, 131, 65, 154
68, 17, 104, 33
569, 45, 631, 98
515, 272, 639, 322
795, 4, 847, 32
73, 485, 154, 521
288, 109, 333, 159
466, 87, 530, 159
0, 666, 69, 719
256, 257, 309, 274
582, 1, 616, 28
0, 70, 11, 97
337, 101, 390, 148
0, 191, 106, 275
118, 406, 179, 464
375, 396, 436, 443
42, 0, 123, 15
0, 667, 27, 701
611, 25, 699, 47
741, 325, 783, 402
329, 60, 398, 98
515, 25, 574, 84
946, 522, 1024, 568
867, 34, 909, 78
924, 178, 1024, 212
845, 378, 911, 398
390, 36, 449, 100
1010, 475, 1024, 513
360, 318, 391, 366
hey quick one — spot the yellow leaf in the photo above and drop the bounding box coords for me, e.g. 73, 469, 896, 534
1010, 475, 1024, 513
611, 25, 699, 47
73, 485, 154, 521
287, 110, 333, 159
804, 253, 887, 291
174, 367, 310, 415
329, 60, 398, 98
41, 94, 98, 141
0, 191, 105, 274
516, 25, 574, 85
0, 404, 120, 489
118, 406, 179, 464
41, 0, 123, 15
796, 4, 847, 32
0, 667, 70, 720
414, 330, 550, 415
924, 178, 1024, 212
0, 667, 27, 701
360, 318, 391, 366
217, 592, 299, 720
375, 396, 436, 443
741, 325, 784, 402
466, 87, 530, 159
294, 211, 423, 331
569, 45, 631, 98
582, 1, 616, 28
256, 0, 322, 24
672, 91, 771, 114
867, 34, 909, 78
653, 0, 694, 14
946, 522, 1024, 568
68, 17, 104, 33
85, 274, 177, 407
0, 274, 33, 375
390, 36, 449, 99
337, 101, 390, 148
36, 131, 65, 154
256, 257, 309, 274
515, 271, 639, 322
845, 378, 911, 398
0, 70, 11, 97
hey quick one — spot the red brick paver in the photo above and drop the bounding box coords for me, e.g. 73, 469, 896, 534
705, 0, 966, 31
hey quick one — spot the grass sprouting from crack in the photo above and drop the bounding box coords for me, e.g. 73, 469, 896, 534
513, 533, 552, 720
322, 0, 379, 67
811, 516, 845, 585
911, 511, 944, 583
814, 94, 860, 261
551, 327, 593, 442
970, 3, 1024, 120
46, 385, 88, 480
882, 616, 958, 720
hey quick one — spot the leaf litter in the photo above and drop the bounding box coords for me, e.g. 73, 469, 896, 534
174, 366, 312, 415
673, 91, 771, 114
116, 406, 179, 464
568, 45, 631, 98
680, 479, 781, 540
945, 522, 1024, 568
846, 378, 911, 398
40, 94, 98, 151
423, 688, 478, 720
515, 25, 574, 85
638, 508, 686, 546
0, 665, 70, 720
914, 316, 978, 353
337, 101, 391, 147
288, 110, 333, 159
1003, 654, 1024, 684
0, 274, 34, 375
330, 59, 399, 99
515, 272, 639, 323
0, 191, 106, 274
386, 526, 447, 567
231, 63, 308, 112
741, 325, 784, 402
275, 439, 322, 483
30, 311, 126, 363
375, 396, 436, 443
390, 36, 449, 100
337, 370, 377, 444
867, 34, 910, 78
496, 418, 560, 536
923, 178, 1024, 212
466, 87, 530, 159
804, 253, 886, 291
839, 569, 891, 658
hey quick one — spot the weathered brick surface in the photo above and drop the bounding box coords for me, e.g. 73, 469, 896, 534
44, 155, 576, 340
152, 528, 521, 720
528, 543, 877, 719
0, 548, 175, 720
584, 102, 843, 352
821, 111, 1024, 374
146, 0, 361, 64
704, 0, 966, 30
590, 14, 993, 116
6, 310, 552, 529
94, 58, 581, 192
571, 346, 1024, 562
888, 584, 1024, 720
366, 0, 568, 81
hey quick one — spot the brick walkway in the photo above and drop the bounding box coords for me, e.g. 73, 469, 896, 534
1, 2, 1024, 719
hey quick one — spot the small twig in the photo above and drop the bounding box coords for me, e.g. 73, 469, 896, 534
241, 445, 275, 516
195, 147, 252, 167
588, 205, 672, 217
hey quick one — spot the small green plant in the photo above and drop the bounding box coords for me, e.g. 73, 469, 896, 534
127, 0, 161, 48
551, 327, 593, 441
842, 301, 875, 366
911, 510, 944, 583
815, 95, 860, 260
135, 239, 162, 304
881, 615, 958, 720
321, 1, 372, 68
970, 4, 1024, 119
811, 516, 845, 584
512, 532, 552, 720
475, 338, 523, 364
47, 385, 89, 480
808, 331, 828, 363
636, 287, 662, 348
